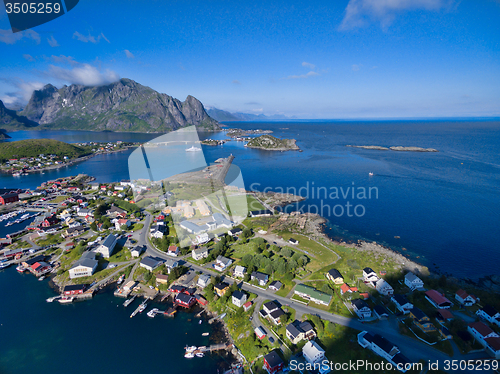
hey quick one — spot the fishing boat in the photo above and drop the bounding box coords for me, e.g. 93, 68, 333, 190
184, 352, 195, 358
58, 296, 74, 304
198, 320, 202, 324
117, 274, 125, 285
38, 276, 45, 281
0, 262, 10, 270
369, 172, 374, 176
195, 352, 204, 358
16, 265, 26, 273
185, 146, 202, 152
185, 346, 197, 352
138, 300, 148, 313
147, 308, 158, 318
202, 332, 209, 336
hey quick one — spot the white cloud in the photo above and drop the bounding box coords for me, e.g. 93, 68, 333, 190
339, 0, 451, 30
73, 31, 110, 44
0, 95, 18, 106
51, 55, 78, 65
23, 54, 34, 61
1, 80, 45, 105
302, 62, 316, 70
0, 28, 40, 44
47, 35, 59, 47
284, 71, 320, 80
124, 50, 135, 59
46, 64, 119, 86
17, 81, 45, 101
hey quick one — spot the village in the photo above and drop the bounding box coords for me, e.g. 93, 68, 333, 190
0, 175, 499, 374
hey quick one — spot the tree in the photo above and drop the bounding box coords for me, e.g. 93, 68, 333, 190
281, 247, 293, 258
241, 227, 252, 240
321, 283, 334, 296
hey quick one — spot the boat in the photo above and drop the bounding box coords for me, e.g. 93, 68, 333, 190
196, 352, 204, 358
185, 346, 197, 352
0, 262, 10, 270
16, 265, 26, 273
117, 274, 125, 285
185, 146, 202, 152
369, 172, 374, 176
123, 295, 136, 307
202, 332, 209, 336
138, 300, 148, 313
58, 296, 74, 304
219, 313, 227, 319
38, 276, 45, 281
184, 352, 195, 358
46, 296, 60, 302
147, 308, 159, 318
198, 320, 202, 324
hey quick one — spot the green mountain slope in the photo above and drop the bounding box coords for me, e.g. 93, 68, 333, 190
0, 139, 90, 161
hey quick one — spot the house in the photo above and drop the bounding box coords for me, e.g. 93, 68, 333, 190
340, 283, 358, 295
255, 326, 267, 340
197, 274, 211, 288
167, 245, 179, 257
455, 289, 478, 307
139, 256, 164, 272
77, 208, 93, 217
439, 326, 453, 340
212, 212, 233, 229
233, 265, 246, 278
195, 294, 208, 306
175, 293, 196, 308
251, 271, 269, 286
214, 255, 232, 271
249, 209, 273, 217
286, 320, 316, 344
476, 305, 500, 327
214, 282, 229, 297
363, 267, 379, 282
326, 268, 344, 284
114, 218, 130, 230
468, 322, 500, 359
232, 290, 247, 307
150, 224, 166, 238
29, 261, 52, 277
268, 280, 283, 291
374, 305, 390, 320
404, 272, 424, 291
95, 234, 117, 258
107, 205, 127, 217
192, 247, 208, 260
69, 252, 98, 279
63, 284, 87, 295
436, 309, 454, 322
410, 307, 436, 332
195, 233, 210, 245
163, 258, 179, 274
303, 340, 326, 366
358, 331, 412, 373
0, 190, 19, 205
269, 308, 285, 325
42, 215, 59, 227
294, 284, 332, 306
228, 227, 242, 237
375, 278, 394, 296
169, 285, 186, 294
391, 294, 413, 314
179, 220, 209, 234
425, 290, 452, 309
64, 225, 85, 238
156, 274, 169, 284
288, 237, 299, 245
243, 301, 253, 312
130, 245, 145, 258
263, 350, 284, 374
351, 299, 372, 319
263, 301, 280, 314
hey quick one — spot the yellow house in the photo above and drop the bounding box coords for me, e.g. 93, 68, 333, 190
214, 282, 229, 297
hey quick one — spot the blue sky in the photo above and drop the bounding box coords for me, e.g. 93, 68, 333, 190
0, 0, 499, 118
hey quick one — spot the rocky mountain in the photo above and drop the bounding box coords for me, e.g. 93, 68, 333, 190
0, 100, 36, 133
207, 107, 295, 122
1, 79, 220, 133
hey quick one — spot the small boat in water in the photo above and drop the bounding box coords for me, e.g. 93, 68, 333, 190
117, 274, 125, 285
0, 262, 10, 270
196, 352, 204, 358
369, 172, 374, 176
185, 346, 197, 352
198, 320, 202, 324
202, 332, 209, 336
16, 265, 26, 273
147, 308, 159, 318
184, 352, 195, 358
58, 296, 74, 304
38, 276, 45, 281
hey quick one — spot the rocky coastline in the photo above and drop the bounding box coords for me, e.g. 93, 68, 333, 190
347, 145, 438, 152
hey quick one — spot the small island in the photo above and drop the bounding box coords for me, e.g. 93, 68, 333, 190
245, 134, 300, 151
347, 145, 438, 152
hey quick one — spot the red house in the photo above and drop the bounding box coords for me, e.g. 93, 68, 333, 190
42, 215, 59, 227
175, 293, 196, 308
0, 190, 19, 205
63, 284, 87, 295
169, 285, 185, 294
29, 262, 51, 276
263, 351, 285, 374
195, 294, 208, 306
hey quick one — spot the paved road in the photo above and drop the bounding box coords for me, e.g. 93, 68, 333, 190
141, 212, 491, 373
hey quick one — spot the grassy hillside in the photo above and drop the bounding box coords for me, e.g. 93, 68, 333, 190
0, 139, 91, 161
246, 134, 299, 150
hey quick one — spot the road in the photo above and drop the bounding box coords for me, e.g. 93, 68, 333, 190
140, 212, 491, 373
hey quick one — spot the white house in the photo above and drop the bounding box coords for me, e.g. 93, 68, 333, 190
95, 234, 117, 258
358, 331, 412, 372
234, 265, 246, 278
476, 306, 500, 327
196, 233, 210, 245
69, 252, 98, 279
140, 256, 164, 272
130, 245, 145, 258
363, 267, 379, 282
467, 322, 500, 359
163, 258, 179, 274
251, 271, 269, 286
232, 290, 247, 308
77, 208, 93, 217
302, 341, 327, 370
404, 272, 424, 291
375, 278, 394, 296
352, 299, 372, 319
167, 245, 180, 257
391, 294, 413, 314
455, 289, 478, 306
197, 274, 211, 288
114, 218, 131, 231
192, 247, 208, 261
214, 255, 232, 271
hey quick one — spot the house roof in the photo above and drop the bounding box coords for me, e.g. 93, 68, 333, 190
469, 322, 494, 337
243, 301, 252, 308
364, 333, 397, 354
352, 298, 369, 310
263, 301, 279, 311
63, 284, 87, 292
156, 274, 168, 281
71, 257, 98, 270
286, 322, 302, 339
269, 280, 282, 289
263, 350, 283, 368
140, 256, 163, 268
164, 258, 178, 268
232, 290, 246, 300
216, 255, 232, 265
270, 309, 285, 319
327, 268, 343, 279
456, 289, 471, 299
481, 305, 499, 318
374, 305, 389, 316
131, 245, 145, 253
392, 294, 411, 306
250, 209, 273, 216
437, 309, 454, 320
251, 271, 269, 281
229, 227, 242, 234
214, 282, 229, 290
234, 265, 246, 273
295, 283, 332, 304
363, 267, 375, 274
426, 290, 451, 305
411, 307, 428, 321
175, 293, 194, 304
101, 234, 117, 249
303, 340, 325, 357
168, 245, 179, 252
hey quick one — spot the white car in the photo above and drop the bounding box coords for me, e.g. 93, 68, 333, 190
108, 264, 117, 269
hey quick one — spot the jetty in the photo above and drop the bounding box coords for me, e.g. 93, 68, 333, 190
130, 299, 147, 318
123, 295, 136, 307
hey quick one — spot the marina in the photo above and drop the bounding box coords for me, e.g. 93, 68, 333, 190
130, 299, 148, 318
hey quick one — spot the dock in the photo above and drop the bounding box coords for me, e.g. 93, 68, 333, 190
123, 295, 136, 307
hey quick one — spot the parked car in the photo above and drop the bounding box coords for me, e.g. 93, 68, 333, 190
269, 336, 275, 343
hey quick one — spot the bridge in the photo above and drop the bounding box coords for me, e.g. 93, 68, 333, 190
142, 141, 201, 147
